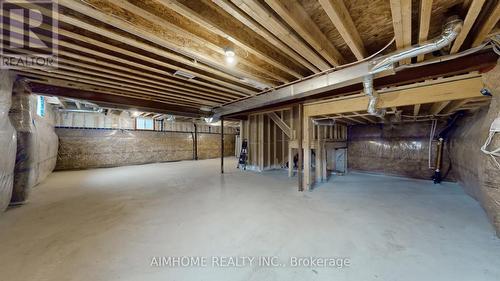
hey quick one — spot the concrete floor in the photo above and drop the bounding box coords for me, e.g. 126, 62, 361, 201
0, 158, 499, 281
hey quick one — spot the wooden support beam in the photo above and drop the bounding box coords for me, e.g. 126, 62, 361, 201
450, 0, 487, 53
266, 112, 292, 138
258, 114, 265, 171
28, 82, 206, 117
429, 101, 451, 115
304, 76, 484, 117
417, 0, 433, 62
472, 1, 500, 46
389, 0, 412, 64
302, 115, 313, 190
266, 0, 345, 65
315, 126, 323, 183
318, 0, 367, 60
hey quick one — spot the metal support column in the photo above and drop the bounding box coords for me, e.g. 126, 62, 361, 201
221, 117, 224, 174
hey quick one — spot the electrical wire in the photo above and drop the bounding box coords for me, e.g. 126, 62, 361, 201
481, 130, 500, 170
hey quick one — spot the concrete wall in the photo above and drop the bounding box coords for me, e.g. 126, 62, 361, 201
0, 71, 16, 212
348, 122, 451, 180
55, 128, 236, 170
449, 63, 500, 237
9, 80, 59, 204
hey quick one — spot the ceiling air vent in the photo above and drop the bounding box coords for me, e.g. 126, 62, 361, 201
173, 70, 196, 80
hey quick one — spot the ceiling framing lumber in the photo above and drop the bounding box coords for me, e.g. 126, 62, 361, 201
17, 69, 208, 108
156, 0, 304, 79
265, 0, 345, 65
417, 0, 433, 62
389, 0, 412, 64
28, 82, 206, 117
9, 40, 231, 104
7, 6, 254, 97
441, 99, 470, 114
318, 0, 367, 60
303, 76, 484, 117
211, 0, 318, 72
26, 77, 201, 108
57, 0, 259, 94
472, 1, 500, 47
429, 100, 451, 115
230, 0, 331, 70
450, 0, 487, 53
111, 0, 282, 86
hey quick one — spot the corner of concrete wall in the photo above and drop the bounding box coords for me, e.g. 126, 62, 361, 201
450, 60, 500, 237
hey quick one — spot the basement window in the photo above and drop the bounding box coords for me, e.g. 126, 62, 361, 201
36, 96, 45, 117
136, 117, 154, 130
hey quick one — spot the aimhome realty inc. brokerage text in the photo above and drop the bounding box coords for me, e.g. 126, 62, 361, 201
151, 256, 351, 268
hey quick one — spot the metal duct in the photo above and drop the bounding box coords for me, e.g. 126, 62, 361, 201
369, 18, 463, 75
213, 18, 463, 119
363, 17, 462, 116
363, 75, 386, 117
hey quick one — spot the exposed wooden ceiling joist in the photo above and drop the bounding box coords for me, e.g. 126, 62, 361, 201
450, 0, 487, 53
318, 0, 367, 60
111, 0, 283, 85
265, 0, 345, 65
417, 0, 433, 62
472, 1, 500, 47
29, 82, 207, 117
230, 0, 331, 70
9, 5, 255, 97
389, 0, 412, 64
57, 0, 260, 93
156, 0, 305, 79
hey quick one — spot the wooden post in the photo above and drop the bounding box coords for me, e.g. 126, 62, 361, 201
315, 125, 323, 183
298, 104, 304, 191
303, 115, 313, 190
221, 117, 224, 174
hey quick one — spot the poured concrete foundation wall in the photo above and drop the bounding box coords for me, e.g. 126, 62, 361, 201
348, 122, 451, 180
450, 64, 500, 237
0, 71, 16, 212
8, 81, 58, 204
55, 128, 236, 170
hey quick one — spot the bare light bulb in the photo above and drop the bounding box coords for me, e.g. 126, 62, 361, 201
224, 47, 236, 66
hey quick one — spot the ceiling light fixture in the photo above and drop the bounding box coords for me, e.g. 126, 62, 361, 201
224, 47, 236, 66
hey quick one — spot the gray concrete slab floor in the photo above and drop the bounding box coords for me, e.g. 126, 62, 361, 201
0, 157, 499, 281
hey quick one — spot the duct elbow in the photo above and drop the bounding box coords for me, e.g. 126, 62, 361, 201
364, 76, 386, 117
